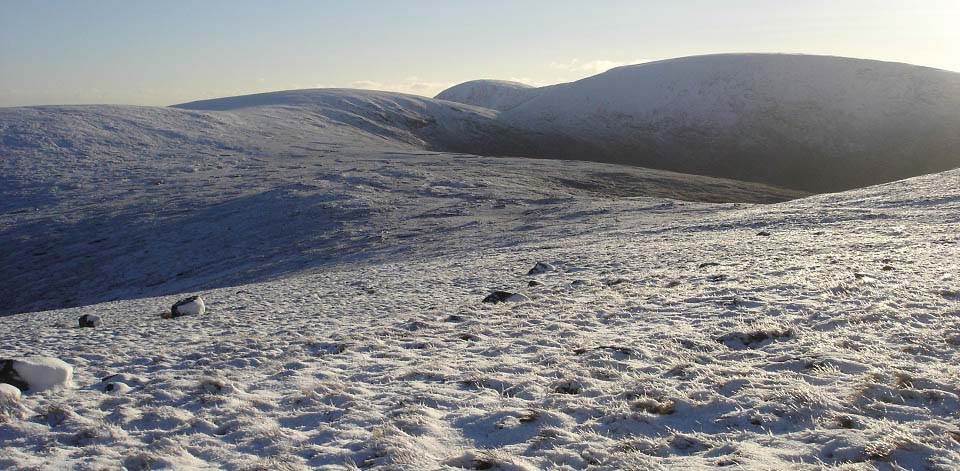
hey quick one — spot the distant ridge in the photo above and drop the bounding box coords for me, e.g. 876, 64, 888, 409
434, 80, 541, 111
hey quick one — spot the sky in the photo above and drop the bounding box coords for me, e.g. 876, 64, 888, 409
1, 0, 957, 107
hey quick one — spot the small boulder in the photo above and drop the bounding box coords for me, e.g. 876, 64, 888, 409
78, 314, 101, 328
756, 231, 771, 237
527, 262, 555, 275
0, 383, 21, 403
482, 291, 528, 304
97, 373, 145, 394
164, 295, 205, 319
528, 280, 542, 287
103, 382, 132, 395
1, 357, 74, 392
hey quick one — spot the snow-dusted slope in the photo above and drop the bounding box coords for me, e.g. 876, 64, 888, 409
173, 88, 540, 157
435, 80, 542, 111
439, 54, 960, 192
0, 98, 802, 316
2, 168, 958, 469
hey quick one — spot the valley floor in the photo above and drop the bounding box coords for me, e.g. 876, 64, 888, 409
2, 169, 959, 470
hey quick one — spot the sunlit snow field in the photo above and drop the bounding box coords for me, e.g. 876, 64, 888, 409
2, 167, 958, 469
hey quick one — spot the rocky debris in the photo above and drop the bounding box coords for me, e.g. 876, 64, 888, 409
707, 274, 728, 282
527, 262, 555, 275
482, 291, 529, 304
0, 357, 74, 392
571, 280, 587, 288
164, 295, 205, 319
78, 314, 101, 328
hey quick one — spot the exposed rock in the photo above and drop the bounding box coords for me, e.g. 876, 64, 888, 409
482, 291, 528, 304
0, 357, 73, 392
552, 379, 583, 395
97, 373, 146, 393
0, 360, 29, 391
103, 382, 132, 395
78, 314, 101, 328
527, 262, 556, 275
164, 295, 205, 319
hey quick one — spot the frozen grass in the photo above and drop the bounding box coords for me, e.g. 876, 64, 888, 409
1, 168, 958, 469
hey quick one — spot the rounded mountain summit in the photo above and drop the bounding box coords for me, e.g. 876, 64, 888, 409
436, 54, 960, 192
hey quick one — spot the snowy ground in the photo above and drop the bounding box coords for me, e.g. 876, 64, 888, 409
2, 167, 958, 470
0, 100, 801, 316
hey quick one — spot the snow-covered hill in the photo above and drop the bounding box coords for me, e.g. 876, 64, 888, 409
434, 80, 542, 111
173, 88, 543, 157
2, 167, 958, 469
0, 96, 801, 316
439, 54, 960, 192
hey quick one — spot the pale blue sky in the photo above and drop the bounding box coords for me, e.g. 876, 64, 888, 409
1, 0, 956, 106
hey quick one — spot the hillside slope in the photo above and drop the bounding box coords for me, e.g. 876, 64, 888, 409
438, 54, 960, 192
0, 96, 802, 316
2, 167, 958, 469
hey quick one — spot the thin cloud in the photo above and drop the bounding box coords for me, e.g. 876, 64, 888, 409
350, 80, 383, 89
343, 77, 454, 97
506, 77, 558, 87
549, 58, 654, 74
